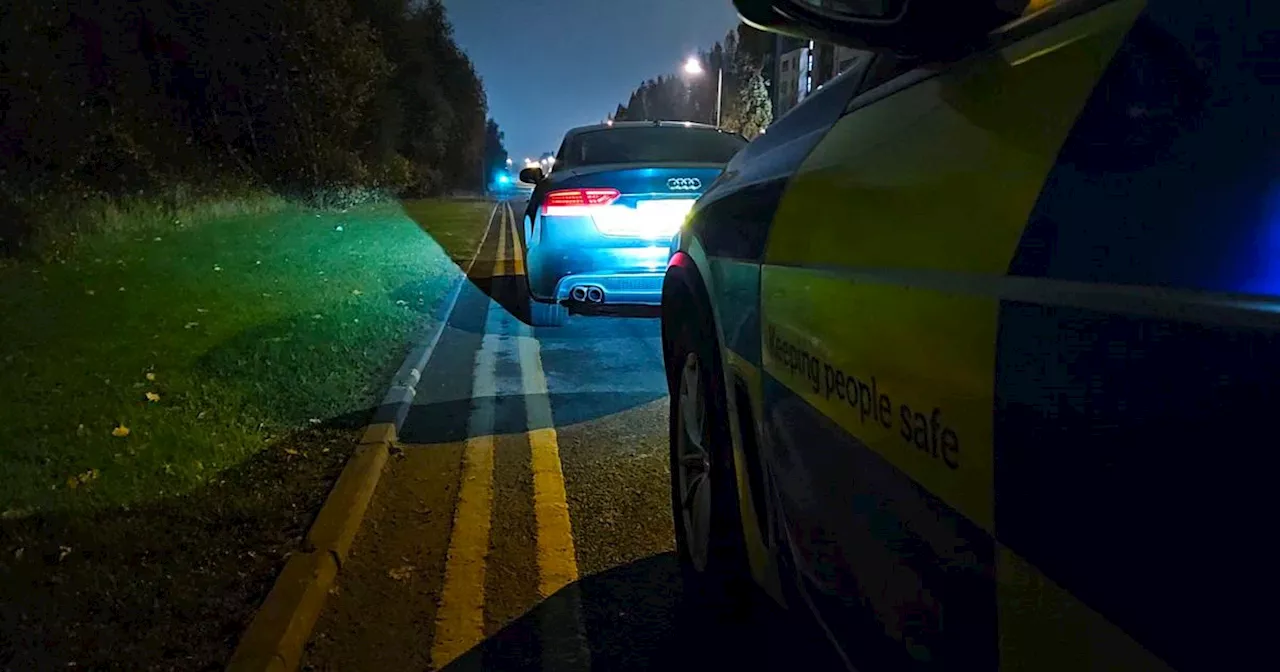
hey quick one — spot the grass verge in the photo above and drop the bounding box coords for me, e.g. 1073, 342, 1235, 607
0, 198, 493, 669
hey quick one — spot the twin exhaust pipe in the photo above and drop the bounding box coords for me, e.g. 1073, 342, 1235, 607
570, 285, 605, 304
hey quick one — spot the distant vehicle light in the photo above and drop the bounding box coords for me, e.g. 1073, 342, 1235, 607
496, 174, 511, 185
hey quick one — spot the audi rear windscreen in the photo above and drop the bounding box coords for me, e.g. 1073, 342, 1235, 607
560, 127, 746, 168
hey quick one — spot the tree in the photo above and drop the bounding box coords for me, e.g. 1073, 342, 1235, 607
609, 26, 772, 135
483, 119, 508, 182
732, 61, 773, 139
1, 0, 494, 252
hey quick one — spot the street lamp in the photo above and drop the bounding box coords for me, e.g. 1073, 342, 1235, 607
682, 56, 722, 128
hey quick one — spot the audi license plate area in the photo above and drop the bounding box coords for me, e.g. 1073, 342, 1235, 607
634, 199, 695, 236
592, 199, 695, 237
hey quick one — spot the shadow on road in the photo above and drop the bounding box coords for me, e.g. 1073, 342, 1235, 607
399, 392, 666, 445
440, 552, 843, 671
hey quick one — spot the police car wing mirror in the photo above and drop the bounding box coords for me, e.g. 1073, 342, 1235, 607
734, 0, 1018, 57
519, 166, 544, 185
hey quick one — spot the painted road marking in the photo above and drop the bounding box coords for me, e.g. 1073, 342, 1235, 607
429, 213, 507, 670
433, 201, 588, 668
508, 203, 526, 277
517, 327, 590, 670
494, 204, 511, 278
519, 335, 579, 597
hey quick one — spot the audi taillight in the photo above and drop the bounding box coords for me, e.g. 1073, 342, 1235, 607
541, 188, 620, 216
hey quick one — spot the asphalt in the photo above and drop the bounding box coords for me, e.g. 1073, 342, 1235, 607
301, 200, 842, 671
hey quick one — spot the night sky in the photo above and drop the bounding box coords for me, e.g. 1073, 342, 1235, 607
442, 0, 741, 163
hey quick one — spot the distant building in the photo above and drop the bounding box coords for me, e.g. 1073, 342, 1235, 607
768, 34, 869, 120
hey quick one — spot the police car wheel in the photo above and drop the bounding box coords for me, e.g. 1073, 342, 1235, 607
667, 296, 751, 610
528, 297, 567, 327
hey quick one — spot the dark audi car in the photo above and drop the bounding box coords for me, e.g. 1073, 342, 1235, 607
518, 121, 745, 326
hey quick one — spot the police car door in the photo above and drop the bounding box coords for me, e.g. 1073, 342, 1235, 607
758, 0, 1169, 667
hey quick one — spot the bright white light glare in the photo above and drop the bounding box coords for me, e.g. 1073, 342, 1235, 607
683, 57, 704, 76
593, 199, 694, 238
606, 119, 613, 126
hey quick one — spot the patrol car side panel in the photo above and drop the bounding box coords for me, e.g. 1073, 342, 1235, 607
759, 0, 1143, 667
995, 2, 1280, 669
678, 64, 869, 591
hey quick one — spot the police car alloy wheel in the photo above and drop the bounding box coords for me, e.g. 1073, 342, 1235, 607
676, 351, 713, 572
666, 291, 751, 608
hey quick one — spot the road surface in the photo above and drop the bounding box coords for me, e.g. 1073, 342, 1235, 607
301, 200, 839, 671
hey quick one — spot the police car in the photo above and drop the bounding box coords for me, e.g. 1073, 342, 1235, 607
661, 0, 1276, 669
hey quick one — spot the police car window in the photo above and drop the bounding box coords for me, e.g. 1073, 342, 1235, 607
857, 53, 918, 94
560, 127, 746, 168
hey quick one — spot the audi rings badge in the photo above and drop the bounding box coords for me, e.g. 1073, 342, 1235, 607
667, 177, 702, 191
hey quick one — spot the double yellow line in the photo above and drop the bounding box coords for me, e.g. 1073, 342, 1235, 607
430, 203, 581, 669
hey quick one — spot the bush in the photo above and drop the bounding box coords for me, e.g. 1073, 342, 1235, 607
1, 182, 285, 260
0, 0, 496, 255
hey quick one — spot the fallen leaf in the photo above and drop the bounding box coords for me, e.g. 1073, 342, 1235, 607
395, 299, 408, 306
184, 321, 199, 329
145, 392, 160, 402
118, 286, 125, 292
255, 260, 262, 265
196, 308, 208, 314
307, 418, 322, 425
212, 265, 222, 272
153, 236, 162, 242
284, 447, 299, 456
70, 469, 100, 488
2, 508, 33, 521
388, 565, 414, 581
145, 372, 156, 381
58, 545, 72, 562
351, 289, 362, 295
85, 289, 95, 296
335, 225, 344, 232
111, 425, 130, 438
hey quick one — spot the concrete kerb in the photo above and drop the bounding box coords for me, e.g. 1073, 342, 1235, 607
226, 201, 504, 672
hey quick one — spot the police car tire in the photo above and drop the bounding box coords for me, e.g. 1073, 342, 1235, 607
666, 289, 752, 614
528, 297, 567, 327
